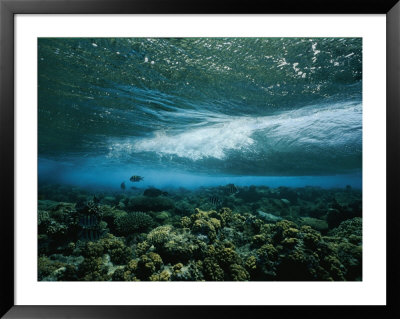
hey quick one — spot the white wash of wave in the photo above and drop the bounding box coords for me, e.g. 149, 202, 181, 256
109, 101, 361, 161
133, 119, 256, 160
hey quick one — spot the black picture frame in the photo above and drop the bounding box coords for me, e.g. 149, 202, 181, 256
1, 0, 399, 318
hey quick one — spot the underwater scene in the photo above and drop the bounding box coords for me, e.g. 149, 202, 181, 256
38, 38, 362, 281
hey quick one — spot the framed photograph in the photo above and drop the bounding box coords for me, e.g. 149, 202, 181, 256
1, 0, 399, 318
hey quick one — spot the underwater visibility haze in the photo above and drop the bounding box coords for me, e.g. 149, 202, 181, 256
38, 38, 362, 281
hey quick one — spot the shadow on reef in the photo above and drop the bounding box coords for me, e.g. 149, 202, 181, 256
37, 184, 362, 281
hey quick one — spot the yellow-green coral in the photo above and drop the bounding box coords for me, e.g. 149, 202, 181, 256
218, 207, 233, 227
252, 234, 267, 247
173, 263, 184, 273
136, 255, 156, 280
147, 225, 172, 247
180, 216, 191, 228
276, 220, 297, 231
161, 238, 194, 264
192, 218, 218, 240
38, 256, 66, 280
135, 241, 150, 256
100, 235, 132, 264
83, 241, 104, 258
300, 225, 322, 248
115, 260, 140, 281
109, 245, 132, 265
245, 256, 257, 271
216, 247, 238, 268
323, 255, 345, 280
203, 257, 224, 281
287, 249, 307, 263
192, 216, 220, 241
78, 256, 110, 281
281, 237, 299, 247
207, 244, 217, 257
282, 227, 299, 238
126, 259, 138, 272
209, 217, 221, 229
188, 208, 226, 240
257, 244, 278, 261
230, 264, 250, 281
190, 208, 209, 222
147, 252, 163, 269
136, 253, 163, 280
328, 217, 362, 238
149, 270, 171, 281
91, 234, 132, 265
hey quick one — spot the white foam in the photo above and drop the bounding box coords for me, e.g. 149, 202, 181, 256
113, 101, 362, 161
133, 119, 255, 160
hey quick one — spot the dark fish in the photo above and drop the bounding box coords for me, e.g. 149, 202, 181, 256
121, 182, 126, 190
92, 215, 97, 226
209, 196, 221, 206
226, 183, 239, 195
79, 215, 98, 227
130, 175, 144, 182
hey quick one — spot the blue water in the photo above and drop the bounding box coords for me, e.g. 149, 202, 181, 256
38, 38, 362, 190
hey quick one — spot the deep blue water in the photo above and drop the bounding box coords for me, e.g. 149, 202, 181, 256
38, 38, 362, 190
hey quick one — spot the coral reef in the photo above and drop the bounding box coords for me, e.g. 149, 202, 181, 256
37, 184, 362, 282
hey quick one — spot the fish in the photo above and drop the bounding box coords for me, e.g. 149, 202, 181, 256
130, 175, 144, 182
209, 196, 222, 206
226, 183, 239, 195
120, 182, 126, 190
78, 214, 103, 241
79, 228, 102, 241
79, 215, 98, 227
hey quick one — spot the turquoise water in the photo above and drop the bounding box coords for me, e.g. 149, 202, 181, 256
38, 38, 362, 190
